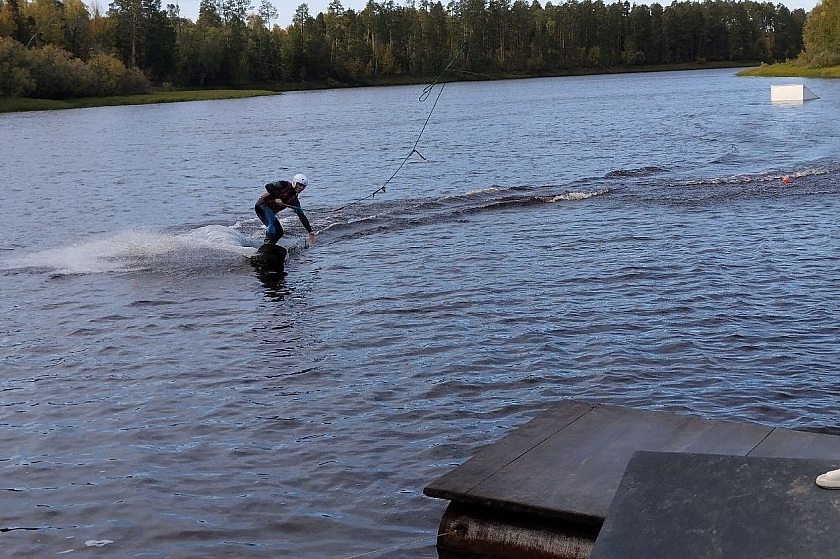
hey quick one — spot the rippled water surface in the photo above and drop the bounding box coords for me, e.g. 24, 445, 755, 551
2, 69, 840, 558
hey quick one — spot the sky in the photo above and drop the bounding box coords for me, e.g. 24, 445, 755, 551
164, 0, 369, 26
89, 0, 822, 30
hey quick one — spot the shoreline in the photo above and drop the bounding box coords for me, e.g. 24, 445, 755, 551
0, 61, 759, 114
0, 89, 281, 114
737, 62, 840, 78
3, 60, 838, 114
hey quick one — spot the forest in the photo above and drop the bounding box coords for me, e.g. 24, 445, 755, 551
0, 0, 833, 99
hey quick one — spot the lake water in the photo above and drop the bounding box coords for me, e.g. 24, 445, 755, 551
2, 68, 840, 558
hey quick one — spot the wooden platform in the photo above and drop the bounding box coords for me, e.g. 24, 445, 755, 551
424, 400, 840, 559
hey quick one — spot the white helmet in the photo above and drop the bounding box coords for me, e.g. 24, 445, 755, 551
293, 173, 308, 187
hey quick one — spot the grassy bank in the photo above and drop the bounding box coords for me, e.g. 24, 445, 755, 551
737, 63, 840, 78
1, 62, 762, 114
0, 89, 279, 113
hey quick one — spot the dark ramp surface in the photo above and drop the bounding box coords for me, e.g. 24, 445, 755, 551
590, 451, 840, 559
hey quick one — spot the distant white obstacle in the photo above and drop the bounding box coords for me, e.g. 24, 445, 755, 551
771, 83, 819, 103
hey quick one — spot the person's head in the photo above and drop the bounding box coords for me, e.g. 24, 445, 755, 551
293, 173, 308, 193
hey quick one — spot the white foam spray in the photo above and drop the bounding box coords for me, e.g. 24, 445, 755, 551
0, 225, 261, 275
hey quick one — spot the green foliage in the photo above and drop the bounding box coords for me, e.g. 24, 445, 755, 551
800, 0, 840, 67
0, 36, 149, 97
88, 52, 150, 94
0, 0, 17, 39
108, 0, 177, 80
88, 52, 124, 93
23, 43, 95, 97
0, 36, 34, 95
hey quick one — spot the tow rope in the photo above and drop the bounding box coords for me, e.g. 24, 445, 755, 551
332, 42, 466, 212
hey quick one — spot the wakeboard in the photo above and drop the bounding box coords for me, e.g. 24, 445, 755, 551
250, 243, 287, 272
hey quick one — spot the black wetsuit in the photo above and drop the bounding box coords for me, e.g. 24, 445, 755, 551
254, 180, 313, 244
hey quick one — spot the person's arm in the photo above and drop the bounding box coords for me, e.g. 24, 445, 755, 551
293, 206, 313, 233
290, 203, 317, 245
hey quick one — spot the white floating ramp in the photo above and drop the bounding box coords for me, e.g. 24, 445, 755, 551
771, 83, 819, 102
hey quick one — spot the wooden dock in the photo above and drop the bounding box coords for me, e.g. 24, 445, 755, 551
424, 400, 840, 559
